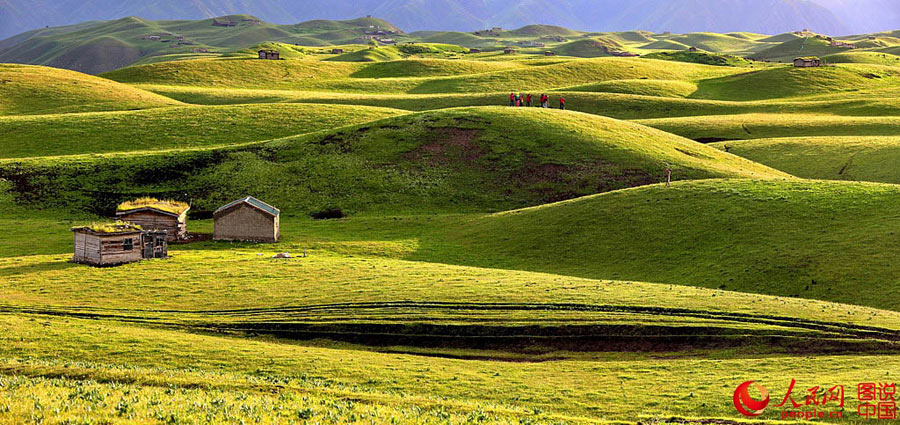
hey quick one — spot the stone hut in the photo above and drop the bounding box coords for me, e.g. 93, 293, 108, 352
72, 222, 168, 267
331, 48, 345, 54
258, 49, 280, 60
213, 196, 280, 243
116, 198, 190, 242
469, 48, 482, 53
793, 57, 822, 67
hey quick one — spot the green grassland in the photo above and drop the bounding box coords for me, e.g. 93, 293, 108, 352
0, 15, 405, 74
636, 113, 900, 140
0, 107, 787, 216
709, 136, 900, 183
139, 85, 900, 120
0, 103, 404, 158
102, 56, 743, 94
0, 64, 180, 115
4, 21, 900, 424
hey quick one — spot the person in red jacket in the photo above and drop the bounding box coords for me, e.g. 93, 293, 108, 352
509, 92, 515, 106
559, 96, 567, 110
525, 93, 533, 107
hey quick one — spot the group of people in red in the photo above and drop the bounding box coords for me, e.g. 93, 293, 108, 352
509, 93, 566, 109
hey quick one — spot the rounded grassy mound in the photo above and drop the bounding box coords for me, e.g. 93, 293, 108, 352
0, 106, 788, 216
0, 103, 406, 159
0, 64, 181, 115
564, 79, 698, 97
710, 136, 900, 184
636, 113, 900, 141
692, 65, 900, 101
440, 179, 900, 311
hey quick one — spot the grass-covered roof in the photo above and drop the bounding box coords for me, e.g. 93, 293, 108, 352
73, 221, 143, 234
117, 198, 190, 215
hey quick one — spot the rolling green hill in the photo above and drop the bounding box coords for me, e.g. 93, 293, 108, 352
710, 136, 900, 184
823, 51, 900, 65
431, 179, 900, 311
0, 15, 407, 74
0, 104, 405, 159
643, 51, 751, 67
553, 38, 624, 57
636, 113, 900, 141
0, 107, 787, 216
562, 79, 698, 97
752, 36, 850, 61
691, 64, 900, 101
0, 64, 180, 115
105, 56, 740, 94
326, 43, 468, 62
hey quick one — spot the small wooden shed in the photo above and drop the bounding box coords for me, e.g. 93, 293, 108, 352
213, 196, 280, 243
793, 57, 822, 67
258, 49, 280, 60
117, 198, 190, 242
72, 222, 168, 266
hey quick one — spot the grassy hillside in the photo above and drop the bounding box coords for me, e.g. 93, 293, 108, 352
692, 64, 900, 101
326, 43, 469, 62
753, 36, 850, 61
710, 136, 900, 183
106, 57, 740, 93
0, 64, 180, 115
0, 107, 787, 216
562, 79, 698, 97
636, 113, 900, 140
429, 179, 900, 311
643, 51, 751, 67
553, 38, 623, 57
823, 51, 900, 66
0, 104, 405, 158
0, 15, 407, 74
649, 32, 762, 53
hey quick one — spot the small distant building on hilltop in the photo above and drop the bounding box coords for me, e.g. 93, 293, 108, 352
504, 47, 517, 54
72, 222, 168, 267
214, 196, 280, 243
331, 48, 344, 54
212, 19, 237, 27
793, 57, 822, 67
830, 40, 857, 49
116, 198, 190, 242
258, 49, 280, 60
469, 48, 482, 54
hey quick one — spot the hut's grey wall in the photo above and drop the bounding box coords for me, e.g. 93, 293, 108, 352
214, 203, 278, 242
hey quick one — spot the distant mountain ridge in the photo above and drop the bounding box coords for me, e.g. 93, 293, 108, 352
2, 0, 898, 40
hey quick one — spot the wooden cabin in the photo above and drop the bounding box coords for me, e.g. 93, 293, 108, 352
214, 196, 280, 243
72, 222, 168, 267
258, 49, 280, 60
793, 57, 822, 67
116, 198, 190, 242
331, 48, 344, 54
469, 48, 482, 54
